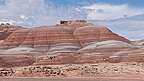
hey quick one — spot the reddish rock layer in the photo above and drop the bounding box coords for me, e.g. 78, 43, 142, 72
0, 22, 130, 50
74, 26, 130, 46
0, 25, 23, 40
0, 21, 136, 66
0, 55, 35, 67
35, 47, 144, 65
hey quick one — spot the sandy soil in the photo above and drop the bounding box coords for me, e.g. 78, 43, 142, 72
1, 62, 144, 80
1, 78, 144, 81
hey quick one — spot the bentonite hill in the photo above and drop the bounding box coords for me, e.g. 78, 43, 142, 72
0, 20, 144, 67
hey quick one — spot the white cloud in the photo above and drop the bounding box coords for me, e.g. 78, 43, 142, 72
0, 0, 49, 26
83, 4, 144, 20
20, 15, 29, 20
0, 0, 85, 26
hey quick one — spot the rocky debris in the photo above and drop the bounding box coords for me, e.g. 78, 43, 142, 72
1, 63, 144, 78
15, 66, 62, 77
0, 68, 14, 77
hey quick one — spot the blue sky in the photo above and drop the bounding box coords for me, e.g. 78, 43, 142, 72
0, 0, 144, 40
49, 0, 144, 7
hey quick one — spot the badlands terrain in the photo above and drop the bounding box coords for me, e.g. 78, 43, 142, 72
0, 20, 144, 79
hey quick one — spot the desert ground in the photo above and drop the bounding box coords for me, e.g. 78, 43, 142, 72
1, 78, 144, 81
1, 62, 144, 80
